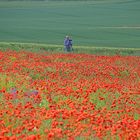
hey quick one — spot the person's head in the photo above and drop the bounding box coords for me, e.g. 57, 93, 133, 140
65, 35, 69, 39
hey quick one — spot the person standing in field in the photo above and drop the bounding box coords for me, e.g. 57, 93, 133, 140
64, 36, 73, 52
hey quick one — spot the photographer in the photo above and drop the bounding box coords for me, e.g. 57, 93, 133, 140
64, 36, 73, 52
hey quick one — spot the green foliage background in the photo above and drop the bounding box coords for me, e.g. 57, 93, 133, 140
0, 0, 140, 48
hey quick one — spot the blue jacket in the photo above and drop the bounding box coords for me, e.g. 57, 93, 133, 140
64, 38, 70, 47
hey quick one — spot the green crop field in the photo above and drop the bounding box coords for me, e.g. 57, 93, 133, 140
0, 0, 140, 48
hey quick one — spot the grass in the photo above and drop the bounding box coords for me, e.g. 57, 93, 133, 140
0, 42, 140, 56
0, 0, 140, 48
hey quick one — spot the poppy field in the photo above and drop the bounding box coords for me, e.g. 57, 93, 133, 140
0, 50, 140, 140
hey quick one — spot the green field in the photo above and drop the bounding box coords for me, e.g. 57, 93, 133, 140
0, 0, 140, 48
